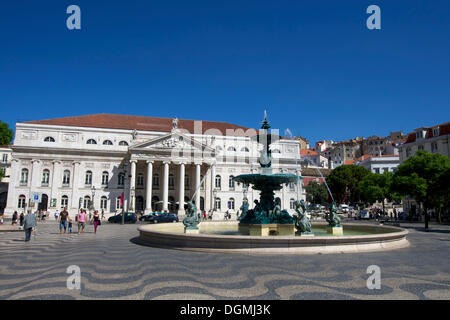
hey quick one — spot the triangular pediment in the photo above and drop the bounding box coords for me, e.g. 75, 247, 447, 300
129, 131, 215, 153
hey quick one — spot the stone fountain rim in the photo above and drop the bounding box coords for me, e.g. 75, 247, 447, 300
136, 221, 409, 255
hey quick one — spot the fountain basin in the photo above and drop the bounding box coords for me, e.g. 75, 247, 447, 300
136, 221, 409, 255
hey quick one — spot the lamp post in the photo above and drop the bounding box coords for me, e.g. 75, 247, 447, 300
130, 186, 135, 212
89, 186, 96, 222
213, 189, 217, 213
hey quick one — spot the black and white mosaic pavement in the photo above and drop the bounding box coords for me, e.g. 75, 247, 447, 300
0, 220, 449, 300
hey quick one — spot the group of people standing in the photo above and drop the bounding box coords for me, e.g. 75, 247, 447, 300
12, 207, 102, 242
57, 207, 102, 234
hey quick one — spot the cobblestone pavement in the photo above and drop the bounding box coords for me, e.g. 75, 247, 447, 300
0, 220, 449, 300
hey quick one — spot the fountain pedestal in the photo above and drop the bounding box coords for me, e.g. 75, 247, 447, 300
185, 228, 200, 234
327, 226, 344, 236
239, 223, 295, 236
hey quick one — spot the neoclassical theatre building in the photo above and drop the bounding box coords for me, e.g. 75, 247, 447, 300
5, 114, 303, 217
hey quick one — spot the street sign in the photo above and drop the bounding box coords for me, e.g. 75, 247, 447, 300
30, 192, 42, 203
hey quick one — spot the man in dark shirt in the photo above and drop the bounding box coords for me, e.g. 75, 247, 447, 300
59, 207, 69, 234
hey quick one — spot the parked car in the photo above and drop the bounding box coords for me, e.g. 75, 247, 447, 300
143, 212, 179, 223
108, 212, 137, 224
355, 210, 370, 220
139, 212, 158, 222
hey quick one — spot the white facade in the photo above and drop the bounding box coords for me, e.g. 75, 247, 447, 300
0, 146, 12, 213
5, 117, 304, 218
357, 155, 400, 174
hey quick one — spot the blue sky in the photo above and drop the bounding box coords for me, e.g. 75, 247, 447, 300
1, 0, 449, 145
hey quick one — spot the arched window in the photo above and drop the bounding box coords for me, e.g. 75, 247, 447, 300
41, 169, 50, 186
103, 140, 113, 145
169, 174, 175, 190
86, 139, 97, 145
228, 198, 235, 210
102, 171, 109, 186
215, 197, 221, 210
215, 175, 221, 189
227, 146, 236, 152
83, 196, 91, 209
85, 171, 92, 185
228, 175, 235, 190
241, 147, 249, 152
100, 196, 108, 210
20, 169, 28, 185
44, 136, 55, 142
152, 174, 159, 189
290, 198, 295, 210
119, 141, 129, 146
18, 195, 26, 208
184, 174, 190, 190
137, 173, 144, 186
61, 195, 69, 208
118, 172, 125, 187
62, 170, 71, 186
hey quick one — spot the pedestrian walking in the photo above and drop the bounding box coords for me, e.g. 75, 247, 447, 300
68, 218, 73, 234
58, 207, 69, 234
12, 211, 18, 226
101, 209, 105, 220
0, 212, 3, 224
54, 210, 59, 221
24, 210, 37, 242
19, 212, 24, 227
77, 209, 87, 234
92, 210, 101, 234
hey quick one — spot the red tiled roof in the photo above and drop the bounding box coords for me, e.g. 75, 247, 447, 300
356, 154, 372, 161
344, 160, 355, 165
300, 149, 319, 156
23, 114, 257, 136
404, 121, 450, 144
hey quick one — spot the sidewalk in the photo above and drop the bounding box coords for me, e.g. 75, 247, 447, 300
0, 224, 23, 232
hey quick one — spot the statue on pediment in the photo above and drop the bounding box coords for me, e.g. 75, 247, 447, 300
172, 117, 178, 130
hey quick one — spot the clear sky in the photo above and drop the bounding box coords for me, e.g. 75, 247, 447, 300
1, 0, 449, 145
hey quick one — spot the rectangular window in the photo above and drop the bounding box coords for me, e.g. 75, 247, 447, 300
1, 154, 7, 163
431, 142, 438, 153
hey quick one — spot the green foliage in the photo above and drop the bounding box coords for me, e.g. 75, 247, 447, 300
359, 171, 401, 204
305, 181, 328, 204
0, 169, 4, 182
0, 121, 13, 145
392, 151, 450, 210
326, 165, 371, 204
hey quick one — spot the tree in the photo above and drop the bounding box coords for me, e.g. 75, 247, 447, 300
305, 181, 328, 205
359, 171, 401, 215
326, 165, 371, 204
392, 151, 450, 228
0, 121, 13, 145
0, 169, 4, 182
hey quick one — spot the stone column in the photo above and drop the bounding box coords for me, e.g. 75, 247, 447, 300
162, 161, 170, 212
210, 163, 216, 210
71, 161, 80, 210
29, 159, 40, 209
50, 160, 61, 207
5, 158, 19, 214
129, 160, 137, 212
178, 162, 185, 215
195, 163, 201, 212
205, 164, 212, 212
145, 160, 153, 213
